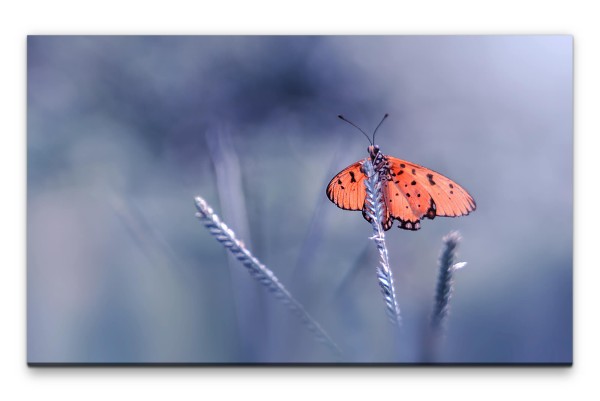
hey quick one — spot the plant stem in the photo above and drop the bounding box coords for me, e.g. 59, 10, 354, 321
423, 231, 466, 362
362, 159, 402, 327
194, 196, 343, 358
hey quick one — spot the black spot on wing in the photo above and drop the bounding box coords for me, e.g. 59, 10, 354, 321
349, 171, 357, 183
425, 199, 437, 219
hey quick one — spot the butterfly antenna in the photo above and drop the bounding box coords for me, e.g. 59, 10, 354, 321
338, 115, 373, 145
372, 113, 389, 145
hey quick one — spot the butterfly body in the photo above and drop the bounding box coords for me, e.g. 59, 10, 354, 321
326, 144, 476, 231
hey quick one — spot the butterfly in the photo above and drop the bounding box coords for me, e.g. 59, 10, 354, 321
326, 114, 476, 231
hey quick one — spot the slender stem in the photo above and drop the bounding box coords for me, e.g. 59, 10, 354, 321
424, 231, 466, 362
431, 231, 464, 332
362, 159, 402, 326
194, 196, 343, 358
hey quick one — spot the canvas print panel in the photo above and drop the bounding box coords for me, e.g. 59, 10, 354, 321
27, 35, 572, 364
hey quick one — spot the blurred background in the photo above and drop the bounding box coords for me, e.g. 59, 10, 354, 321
27, 36, 572, 364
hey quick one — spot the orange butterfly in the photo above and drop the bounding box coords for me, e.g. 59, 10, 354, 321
326, 114, 476, 231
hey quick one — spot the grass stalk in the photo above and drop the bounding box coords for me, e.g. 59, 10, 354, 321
194, 196, 342, 358
362, 159, 402, 327
431, 231, 465, 332
424, 231, 466, 362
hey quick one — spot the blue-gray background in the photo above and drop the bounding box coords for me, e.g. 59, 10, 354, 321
27, 36, 572, 364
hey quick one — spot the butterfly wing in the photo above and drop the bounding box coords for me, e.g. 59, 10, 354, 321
326, 155, 476, 232
384, 156, 476, 230
326, 160, 367, 211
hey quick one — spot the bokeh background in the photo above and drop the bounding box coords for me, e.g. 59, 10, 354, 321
27, 36, 572, 364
